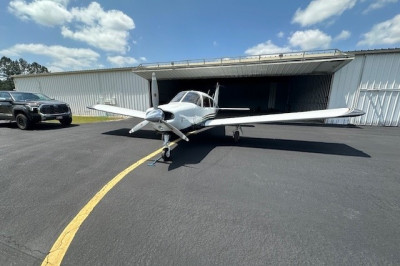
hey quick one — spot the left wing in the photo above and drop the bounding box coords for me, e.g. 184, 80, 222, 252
204, 108, 364, 127
88, 104, 146, 119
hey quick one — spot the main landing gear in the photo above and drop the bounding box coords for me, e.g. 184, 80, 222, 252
233, 125, 242, 143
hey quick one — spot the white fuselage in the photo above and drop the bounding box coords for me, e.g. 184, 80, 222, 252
148, 91, 218, 132
150, 102, 217, 132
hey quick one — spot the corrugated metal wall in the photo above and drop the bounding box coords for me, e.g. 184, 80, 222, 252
14, 70, 150, 116
327, 52, 400, 126
287, 75, 332, 112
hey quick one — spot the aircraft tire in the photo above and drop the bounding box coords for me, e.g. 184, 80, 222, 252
233, 130, 240, 143
162, 148, 171, 161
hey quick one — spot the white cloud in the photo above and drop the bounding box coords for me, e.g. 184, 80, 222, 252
107, 56, 138, 66
245, 30, 335, 55
358, 14, 400, 46
363, 0, 398, 13
334, 30, 351, 41
61, 26, 131, 54
244, 40, 291, 55
62, 2, 135, 53
277, 31, 285, 38
292, 0, 357, 26
289, 30, 332, 50
8, 1, 135, 54
0, 43, 100, 72
8, 0, 72, 26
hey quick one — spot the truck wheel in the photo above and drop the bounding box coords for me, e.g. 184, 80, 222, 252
16, 113, 31, 130
60, 117, 72, 127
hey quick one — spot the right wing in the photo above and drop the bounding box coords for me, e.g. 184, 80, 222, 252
205, 108, 364, 127
87, 104, 146, 119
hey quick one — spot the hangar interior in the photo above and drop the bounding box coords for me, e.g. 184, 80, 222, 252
156, 75, 332, 115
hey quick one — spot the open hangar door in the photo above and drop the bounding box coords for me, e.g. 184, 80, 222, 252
156, 74, 332, 115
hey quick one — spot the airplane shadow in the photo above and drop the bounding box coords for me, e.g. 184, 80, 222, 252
167, 127, 370, 170
102, 128, 162, 140
101, 126, 370, 171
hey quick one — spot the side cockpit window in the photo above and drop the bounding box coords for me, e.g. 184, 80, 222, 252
203, 96, 212, 107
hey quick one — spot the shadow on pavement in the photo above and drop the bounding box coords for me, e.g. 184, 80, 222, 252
100, 125, 370, 171
167, 127, 370, 170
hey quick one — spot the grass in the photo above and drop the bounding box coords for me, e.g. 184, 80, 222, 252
43, 116, 125, 124
71, 116, 125, 124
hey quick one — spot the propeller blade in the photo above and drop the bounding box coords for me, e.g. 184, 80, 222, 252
151, 72, 159, 109
161, 120, 189, 142
129, 120, 149, 134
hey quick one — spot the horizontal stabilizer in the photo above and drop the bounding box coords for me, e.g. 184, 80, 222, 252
205, 108, 364, 127
88, 104, 146, 119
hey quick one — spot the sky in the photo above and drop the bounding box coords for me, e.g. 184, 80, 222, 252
0, 0, 399, 72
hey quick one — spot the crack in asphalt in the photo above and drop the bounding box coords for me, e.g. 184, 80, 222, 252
0, 233, 46, 260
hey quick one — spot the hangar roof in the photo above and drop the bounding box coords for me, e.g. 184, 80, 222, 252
133, 49, 354, 80
12, 49, 354, 80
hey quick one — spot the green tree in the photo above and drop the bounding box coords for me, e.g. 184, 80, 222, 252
0, 56, 49, 91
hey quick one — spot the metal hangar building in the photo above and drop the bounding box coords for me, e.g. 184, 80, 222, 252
12, 48, 400, 126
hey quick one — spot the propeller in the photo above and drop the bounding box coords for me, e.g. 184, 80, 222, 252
129, 72, 189, 142
129, 120, 149, 134
151, 72, 159, 108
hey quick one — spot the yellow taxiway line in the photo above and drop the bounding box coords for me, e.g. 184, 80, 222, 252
41, 140, 180, 265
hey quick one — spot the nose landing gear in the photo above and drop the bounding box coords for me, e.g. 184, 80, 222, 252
147, 133, 172, 166
161, 133, 171, 160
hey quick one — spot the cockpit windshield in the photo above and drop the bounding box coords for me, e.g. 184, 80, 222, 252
170, 91, 202, 106
170, 91, 187, 103
182, 92, 201, 106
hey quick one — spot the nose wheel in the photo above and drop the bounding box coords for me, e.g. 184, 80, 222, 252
162, 147, 171, 160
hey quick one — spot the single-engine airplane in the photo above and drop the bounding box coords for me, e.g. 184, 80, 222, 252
88, 73, 364, 161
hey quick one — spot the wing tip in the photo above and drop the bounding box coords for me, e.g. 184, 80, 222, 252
343, 108, 365, 117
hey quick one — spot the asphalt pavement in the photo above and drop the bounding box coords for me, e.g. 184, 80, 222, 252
0, 119, 399, 265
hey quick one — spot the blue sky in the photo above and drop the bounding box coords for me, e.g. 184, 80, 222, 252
1, 0, 399, 72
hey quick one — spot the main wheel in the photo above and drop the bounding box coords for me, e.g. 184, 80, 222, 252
16, 113, 31, 130
162, 147, 171, 161
233, 130, 240, 143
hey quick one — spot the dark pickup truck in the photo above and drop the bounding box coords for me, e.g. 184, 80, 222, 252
0, 91, 72, 130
